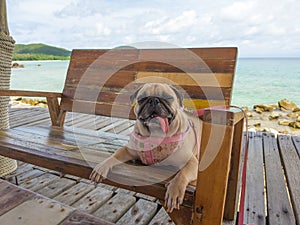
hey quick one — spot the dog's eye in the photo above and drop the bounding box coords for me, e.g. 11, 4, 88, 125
137, 97, 147, 105
162, 93, 174, 103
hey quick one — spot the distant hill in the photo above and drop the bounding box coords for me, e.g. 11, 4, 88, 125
13, 43, 71, 60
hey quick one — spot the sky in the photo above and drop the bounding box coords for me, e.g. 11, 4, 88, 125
6, 0, 300, 57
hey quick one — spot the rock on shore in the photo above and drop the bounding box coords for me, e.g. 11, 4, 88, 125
247, 98, 300, 135
12, 62, 24, 68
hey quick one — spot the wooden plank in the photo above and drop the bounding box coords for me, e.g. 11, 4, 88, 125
59, 210, 115, 225
37, 178, 76, 198
3, 163, 34, 184
72, 186, 113, 213
292, 135, 300, 157
135, 193, 157, 202
136, 72, 233, 87
224, 117, 244, 220
263, 133, 296, 225
149, 207, 175, 225
243, 132, 266, 225
115, 187, 136, 196
0, 180, 35, 216
0, 196, 73, 225
278, 135, 300, 225
0, 126, 196, 205
222, 219, 236, 225
47, 96, 60, 126
116, 199, 157, 225
61, 98, 229, 119
139, 48, 237, 61
0, 90, 62, 98
93, 193, 136, 223
15, 168, 44, 184
62, 85, 231, 109
194, 122, 234, 225
20, 172, 60, 191
54, 182, 94, 205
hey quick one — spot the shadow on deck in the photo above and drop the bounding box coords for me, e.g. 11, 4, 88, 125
2, 107, 300, 225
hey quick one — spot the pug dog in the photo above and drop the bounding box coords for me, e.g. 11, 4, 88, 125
90, 83, 202, 213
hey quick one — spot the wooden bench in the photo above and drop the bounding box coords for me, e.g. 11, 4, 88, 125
0, 47, 244, 225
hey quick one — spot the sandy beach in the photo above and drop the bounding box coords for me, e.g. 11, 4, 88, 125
9, 98, 300, 136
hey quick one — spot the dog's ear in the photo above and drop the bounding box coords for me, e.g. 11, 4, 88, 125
130, 85, 143, 104
170, 85, 183, 107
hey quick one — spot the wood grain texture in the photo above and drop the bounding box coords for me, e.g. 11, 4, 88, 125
93, 193, 136, 223
37, 178, 76, 198
0, 180, 35, 216
54, 182, 94, 206
224, 117, 244, 220
194, 123, 234, 225
292, 135, 300, 157
278, 135, 300, 225
60, 48, 237, 118
0, 196, 74, 225
263, 133, 296, 225
59, 210, 115, 225
0, 90, 62, 98
149, 207, 175, 225
243, 132, 265, 225
72, 187, 113, 213
116, 199, 157, 225
19, 172, 60, 191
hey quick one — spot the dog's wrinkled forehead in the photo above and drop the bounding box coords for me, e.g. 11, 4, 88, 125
140, 83, 174, 98
130, 83, 183, 106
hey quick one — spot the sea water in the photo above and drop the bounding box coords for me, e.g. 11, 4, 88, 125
10, 58, 300, 107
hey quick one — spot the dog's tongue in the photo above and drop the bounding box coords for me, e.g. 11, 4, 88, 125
156, 116, 169, 134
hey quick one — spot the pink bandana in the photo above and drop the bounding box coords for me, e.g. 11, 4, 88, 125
128, 121, 197, 165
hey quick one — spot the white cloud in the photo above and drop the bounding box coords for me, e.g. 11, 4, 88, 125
144, 10, 198, 34
221, 1, 257, 21
6, 0, 300, 56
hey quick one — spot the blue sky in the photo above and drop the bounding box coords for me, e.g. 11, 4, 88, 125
6, 0, 300, 57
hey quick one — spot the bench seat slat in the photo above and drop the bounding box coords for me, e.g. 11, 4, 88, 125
0, 126, 195, 206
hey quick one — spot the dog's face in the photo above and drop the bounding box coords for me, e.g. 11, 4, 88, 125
130, 83, 183, 136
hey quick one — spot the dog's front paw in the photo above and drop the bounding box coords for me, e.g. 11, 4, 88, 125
90, 159, 112, 183
165, 176, 188, 213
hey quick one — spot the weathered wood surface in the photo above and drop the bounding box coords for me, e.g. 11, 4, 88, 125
59, 210, 115, 225
116, 199, 157, 225
0, 180, 113, 225
263, 133, 296, 225
54, 182, 94, 205
37, 178, 76, 198
0, 124, 196, 206
93, 192, 136, 223
243, 132, 265, 225
278, 134, 300, 225
3, 107, 300, 225
20, 172, 60, 191
149, 207, 175, 225
72, 186, 113, 213
60, 48, 237, 118
0, 180, 35, 216
0, 196, 73, 225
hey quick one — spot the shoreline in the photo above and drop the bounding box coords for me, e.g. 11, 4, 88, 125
9, 98, 300, 136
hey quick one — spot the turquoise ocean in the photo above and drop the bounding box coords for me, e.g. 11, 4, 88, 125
10, 58, 300, 107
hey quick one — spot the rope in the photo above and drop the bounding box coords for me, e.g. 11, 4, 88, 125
0, 33, 17, 177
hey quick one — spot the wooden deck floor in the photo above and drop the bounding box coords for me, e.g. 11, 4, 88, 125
2, 107, 300, 225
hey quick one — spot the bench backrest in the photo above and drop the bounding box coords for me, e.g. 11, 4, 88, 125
60, 48, 237, 119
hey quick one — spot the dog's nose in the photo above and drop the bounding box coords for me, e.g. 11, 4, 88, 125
149, 97, 160, 106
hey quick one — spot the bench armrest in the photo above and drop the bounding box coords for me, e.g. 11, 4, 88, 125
201, 107, 244, 126
0, 89, 62, 98
0, 89, 64, 126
